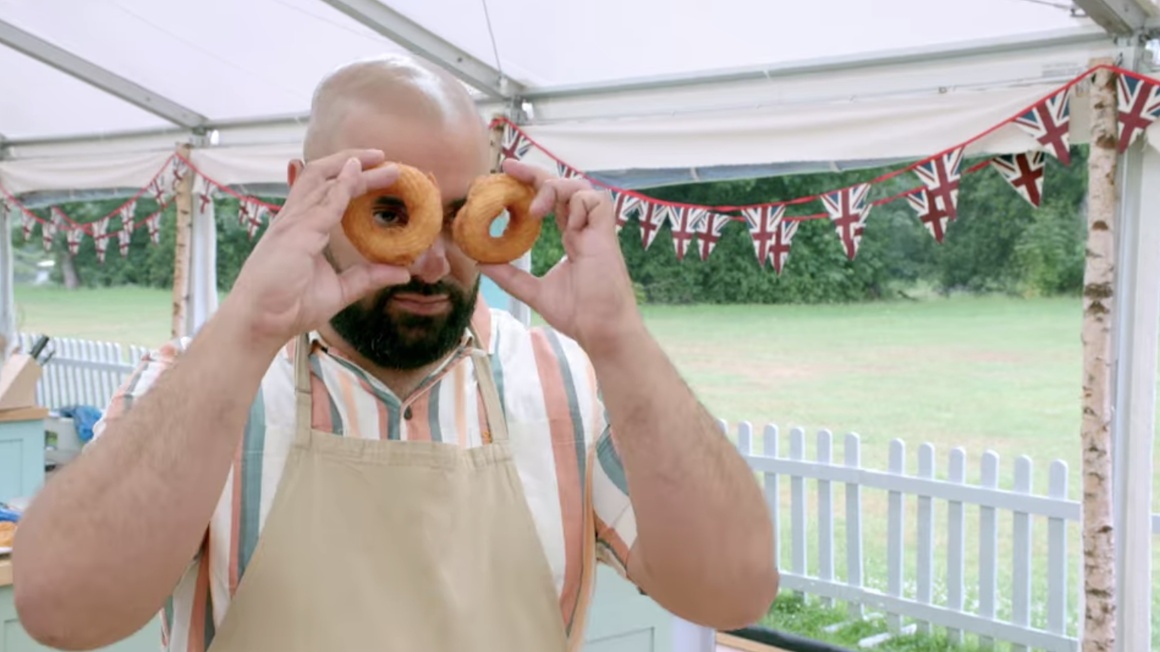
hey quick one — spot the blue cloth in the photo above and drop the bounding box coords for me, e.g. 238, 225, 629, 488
58, 405, 103, 444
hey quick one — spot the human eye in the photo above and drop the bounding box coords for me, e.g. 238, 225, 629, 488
373, 199, 408, 227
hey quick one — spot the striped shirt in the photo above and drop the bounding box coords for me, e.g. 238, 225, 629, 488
89, 299, 638, 651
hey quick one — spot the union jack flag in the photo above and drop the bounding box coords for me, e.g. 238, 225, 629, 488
237, 199, 253, 227
742, 204, 787, 269
610, 191, 642, 234
66, 226, 85, 256
1014, 87, 1072, 165
16, 205, 34, 241
821, 184, 873, 260
119, 204, 136, 257
637, 202, 670, 250
247, 206, 269, 239
92, 217, 110, 264
556, 161, 583, 180
906, 187, 952, 244
147, 211, 163, 245
693, 212, 732, 262
990, 152, 1045, 208
21, 210, 34, 241
668, 206, 707, 261
41, 219, 56, 252
914, 147, 964, 224
500, 123, 533, 162
1117, 74, 1160, 154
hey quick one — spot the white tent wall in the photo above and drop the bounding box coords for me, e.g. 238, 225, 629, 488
1, 1, 1159, 651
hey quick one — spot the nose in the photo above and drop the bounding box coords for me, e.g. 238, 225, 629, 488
408, 232, 451, 284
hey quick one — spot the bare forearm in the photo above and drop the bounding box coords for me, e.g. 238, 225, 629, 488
591, 323, 776, 627
13, 304, 280, 649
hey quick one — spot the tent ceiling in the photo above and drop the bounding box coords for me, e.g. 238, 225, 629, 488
0, 0, 1089, 143
0, 0, 1146, 194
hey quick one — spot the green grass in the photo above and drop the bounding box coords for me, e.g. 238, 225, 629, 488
12, 284, 1158, 648
760, 594, 987, 651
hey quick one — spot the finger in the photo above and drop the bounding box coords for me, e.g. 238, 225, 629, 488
335, 263, 412, 309
531, 177, 591, 219
501, 158, 554, 187
564, 192, 597, 233
478, 263, 542, 308
289, 149, 387, 198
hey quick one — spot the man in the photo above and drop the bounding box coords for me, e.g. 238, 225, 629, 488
13, 55, 777, 652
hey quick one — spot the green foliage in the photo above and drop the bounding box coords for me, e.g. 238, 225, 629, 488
12, 146, 1090, 306
12, 194, 273, 292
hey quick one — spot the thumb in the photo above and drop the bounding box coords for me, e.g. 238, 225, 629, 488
479, 263, 541, 307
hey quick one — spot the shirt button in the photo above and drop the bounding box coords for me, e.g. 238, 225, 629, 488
404, 407, 413, 420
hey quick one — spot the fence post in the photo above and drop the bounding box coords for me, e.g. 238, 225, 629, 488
844, 433, 863, 620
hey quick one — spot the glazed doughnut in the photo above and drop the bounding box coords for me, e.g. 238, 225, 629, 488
342, 163, 443, 266
452, 174, 539, 264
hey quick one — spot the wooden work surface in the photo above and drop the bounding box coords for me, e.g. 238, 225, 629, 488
716, 632, 790, 652
0, 407, 48, 424
0, 558, 12, 587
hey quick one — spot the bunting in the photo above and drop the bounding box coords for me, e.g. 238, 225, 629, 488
118, 203, 136, 257
822, 184, 873, 260
1117, 74, 1160, 154
637, 202, 670, 250
1014, 87, 1072, 165
990, 152, 1045, 208
500, 123, 533, 163
92, 217, 110, 263
742, 205, 786, 269
668, 206, 706, 261
147, 212, 163, 244
693, 212, 731, 263
8, 64, 1160, 279
611, 191, 641, 234
906, 187, 952, 244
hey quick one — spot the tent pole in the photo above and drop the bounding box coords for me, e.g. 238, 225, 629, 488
1080, 59, 1118, 652
1108, 45, 1158, 652
170, 143, 194, 339
0, 203, 15, 361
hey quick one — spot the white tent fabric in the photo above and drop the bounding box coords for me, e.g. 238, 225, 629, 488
0, 0, 1119, 194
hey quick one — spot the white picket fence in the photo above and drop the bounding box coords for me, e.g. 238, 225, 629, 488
724, 419, 1091, 652
14, 332, 1160, 651
15, 332, 148, 410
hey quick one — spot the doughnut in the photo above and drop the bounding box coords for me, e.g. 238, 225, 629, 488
342, 162, 443, 266
452, 174, 539, 264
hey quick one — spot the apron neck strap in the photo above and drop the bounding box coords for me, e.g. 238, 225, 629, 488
467, 324, 508, 444
293, 333, 313, 437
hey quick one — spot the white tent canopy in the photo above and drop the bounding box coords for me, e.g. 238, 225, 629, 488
0, 0, 1129, 193
2, 3, 1160, 652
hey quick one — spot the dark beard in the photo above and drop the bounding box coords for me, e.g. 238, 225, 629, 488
328, 275, 480, 371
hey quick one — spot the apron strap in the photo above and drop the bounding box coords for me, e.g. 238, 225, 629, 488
468, 325, 508, 444
292, 333, 313, 439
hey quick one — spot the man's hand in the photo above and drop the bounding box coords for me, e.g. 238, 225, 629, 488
227, 150, 411, 351
479, 159, 642, 360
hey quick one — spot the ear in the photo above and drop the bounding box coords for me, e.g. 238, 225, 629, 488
287, 159, 305, 187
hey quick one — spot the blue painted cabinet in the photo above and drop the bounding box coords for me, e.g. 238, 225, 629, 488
0, 587, 161, 652
0, 411, 46, 505
582, 566, 677, 651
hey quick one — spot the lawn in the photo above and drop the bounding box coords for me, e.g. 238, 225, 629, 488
11, 284, 1159, 648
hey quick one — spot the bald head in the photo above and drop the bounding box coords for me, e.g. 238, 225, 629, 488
304, 54, 484, 161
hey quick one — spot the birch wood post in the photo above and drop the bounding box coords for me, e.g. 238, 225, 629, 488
171, 143, 195, 339
490, 114, 506, 173
1081, 60, 1117, 652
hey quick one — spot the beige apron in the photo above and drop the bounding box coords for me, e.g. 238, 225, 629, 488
206, 330, 571, 652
